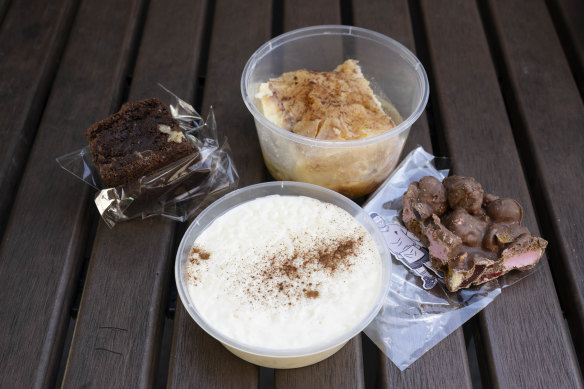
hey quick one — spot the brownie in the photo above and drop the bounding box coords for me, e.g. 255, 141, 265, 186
86, 98, 196, 187
401, 175, 547, 292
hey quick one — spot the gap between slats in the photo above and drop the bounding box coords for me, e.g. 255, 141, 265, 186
155, 222, 189, 387
545, 0, 584, 99
0, 0, 12, 26
340, 0, 353, 25
116, 0, 153, 110
54, 212, 100, 387
462, 317, 491, 389
108, 0, 152, 114
193, 0, 217, 113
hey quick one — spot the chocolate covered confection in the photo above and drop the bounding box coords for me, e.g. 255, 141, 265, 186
86, 98, 196, 187
401, 175, 547, 292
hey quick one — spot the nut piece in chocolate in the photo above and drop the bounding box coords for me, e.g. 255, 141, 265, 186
401, 175, 547, 292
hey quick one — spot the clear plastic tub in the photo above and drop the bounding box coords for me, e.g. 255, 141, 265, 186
241, 25, 429, 198
175, 181, 392, 368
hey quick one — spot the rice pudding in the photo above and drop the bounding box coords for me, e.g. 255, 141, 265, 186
185, 195, 382, 350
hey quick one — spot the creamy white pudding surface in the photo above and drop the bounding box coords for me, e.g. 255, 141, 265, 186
186, 195, 382, 350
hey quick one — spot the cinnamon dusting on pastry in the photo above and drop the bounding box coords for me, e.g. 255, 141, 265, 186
257, 59, 396, 140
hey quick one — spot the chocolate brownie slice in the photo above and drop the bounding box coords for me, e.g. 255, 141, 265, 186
401, 175, 547, 292
86, 98, 195, 187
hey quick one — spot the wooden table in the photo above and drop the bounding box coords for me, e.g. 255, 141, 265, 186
1, 0, 583, 387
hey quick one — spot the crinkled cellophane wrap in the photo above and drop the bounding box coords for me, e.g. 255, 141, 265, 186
363, 146, 536, 370
57, 89, 239, 228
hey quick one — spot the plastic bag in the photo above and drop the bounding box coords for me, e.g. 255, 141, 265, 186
363, 146, 537, 370
57, 88, 239, 228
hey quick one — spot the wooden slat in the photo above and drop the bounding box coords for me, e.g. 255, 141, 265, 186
0, 0, 147, 386
283, 0, 340, 30
62, 220, 174, 387
125, 0, 208, 102
275, 337, 365, 389
168, 307, 259, 389
352, 0, 472, 386
485, 0, 584, 375
0, 0, 77, 236
352, 0, 432, 154
167, 0, 271, 385
381, 331, 471, 388
419, 0, 583, 387
196, 0, 270, 188
61, 0, 210, 386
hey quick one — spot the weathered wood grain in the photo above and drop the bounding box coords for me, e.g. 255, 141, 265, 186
419, 0, 583, 387
61, 0, 210, 387
126, 0, 209, 103
0, 0, 77, 236
196, 0, 271, 188
283, 0, 341, 30
168, 304, 259, 389
485, 0, 584, 375
381, 331, 472, 388
0, 0, 148, 386
275, 337, 365, 389
62, 219, 175, 387
353, 1, 472, 386
167, 0, 272, 385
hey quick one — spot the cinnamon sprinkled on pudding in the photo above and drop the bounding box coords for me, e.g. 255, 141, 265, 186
185, 195, 382, 349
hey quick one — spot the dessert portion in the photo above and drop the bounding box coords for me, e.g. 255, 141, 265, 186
401, 176, 547, 292
86, 98, 196, 187
256, 59, 396, 141
186, 195, 382, 349
253, 59, 405, 198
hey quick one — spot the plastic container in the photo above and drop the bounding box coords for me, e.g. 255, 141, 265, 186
175, 181, 392, 368
241, 25, 429, 198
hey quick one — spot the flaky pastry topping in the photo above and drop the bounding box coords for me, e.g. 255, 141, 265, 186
257, 60, 396, 140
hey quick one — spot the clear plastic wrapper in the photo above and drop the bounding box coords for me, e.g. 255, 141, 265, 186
57, 89, 239, 228
363, 146, 537, 370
